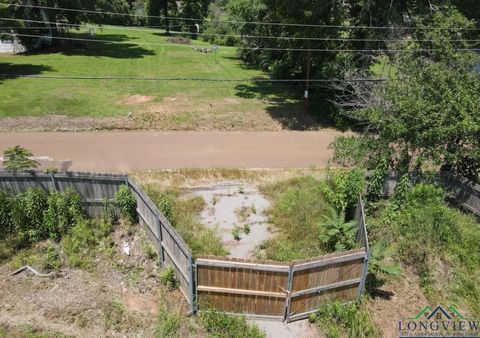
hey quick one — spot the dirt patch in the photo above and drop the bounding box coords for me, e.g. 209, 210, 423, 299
0, 224, 188, 337
368, 268, 430, 338
0, 115, 137, 132
117, 94, 154, 105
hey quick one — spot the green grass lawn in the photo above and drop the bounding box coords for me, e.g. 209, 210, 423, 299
0, 26, 270, 118
0, 26, 320, 133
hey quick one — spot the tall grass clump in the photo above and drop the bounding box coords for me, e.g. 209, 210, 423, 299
260, 172, 364, 261
143, 185, 227, 257
309, 301, 380, 338
369, 180, 480, 314
199, 310, 265, 338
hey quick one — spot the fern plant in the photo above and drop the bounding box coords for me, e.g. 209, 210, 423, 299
318, 211, 358, 252
368, 241, 402, 276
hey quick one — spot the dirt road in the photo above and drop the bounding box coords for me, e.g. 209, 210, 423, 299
0, 131, 345, 171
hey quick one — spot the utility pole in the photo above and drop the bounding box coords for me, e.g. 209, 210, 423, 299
304, 41, 311, 114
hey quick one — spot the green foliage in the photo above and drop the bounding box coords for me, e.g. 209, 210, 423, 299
318, 211, 358, 252
160, 266, 179, 290
144, 185, 227, 257
114, 185, 137, 224
61, 220, 98, 270
369, 182, 480, 314
2, 146, 39, 171
243, 224, 250, 235
155, 300, 183, 338
101, 198, 117, 226
334, 8, 480, 183
321, 169, 366, 213
0, 191, 12, 239
368, 241, 402, 277
199, 310, 265, 338
313, 301, 380, 338
102, 301, 125, 332
260, 176, 359, 261
10, 188, 48, 243
43, 188, 85, 241
329, 136, 372, 168
232, 227, 241, 241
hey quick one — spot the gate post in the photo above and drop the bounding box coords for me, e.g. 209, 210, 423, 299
283, 264, 294, 322
189, 256, 197, 314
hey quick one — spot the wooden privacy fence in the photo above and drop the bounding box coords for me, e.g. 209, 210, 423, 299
0, 171, 128, 217
196, 197, 370, 322
0, 171, 370, 321
382, 171, 480, 216
126, 179, 195, 310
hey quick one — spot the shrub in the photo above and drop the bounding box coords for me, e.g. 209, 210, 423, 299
243, 224, 250, 235
114, 185, 137, 223
2, 145, 39, 171
10, 188, 48, 243
318, 211, 358, 252
199, 310, 265, 338
321, 169, 366, 213
0, 190, 12, 239
160, 266, 179, 290
101, 198, 116, 226
43, 188, 84, 240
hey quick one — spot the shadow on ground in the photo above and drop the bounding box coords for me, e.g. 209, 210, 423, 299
235, 81, 340, 131
0, 63, 53, 83
22, 33, 155, 59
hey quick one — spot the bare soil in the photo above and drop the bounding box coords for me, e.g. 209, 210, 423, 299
0, 224, 190, 337
0, 131, 343, 171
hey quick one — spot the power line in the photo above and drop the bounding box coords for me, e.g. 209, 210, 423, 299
9, 3, 480, 31
3, 18, 480, 44
3, 32, 479, 53
0, 74, 388, 83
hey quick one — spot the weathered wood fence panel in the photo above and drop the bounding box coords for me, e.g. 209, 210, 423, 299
196, 257, 290, 320
287, 249, 367, 322
0, 171, 127, 218
127, 178, 194, 309
381, 171, 480, 216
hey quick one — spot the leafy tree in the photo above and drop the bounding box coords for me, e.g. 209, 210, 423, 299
330, 8, 480, 182
2, 145, 39, 171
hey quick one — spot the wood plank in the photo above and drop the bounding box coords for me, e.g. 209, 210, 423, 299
196, 286, 286, 299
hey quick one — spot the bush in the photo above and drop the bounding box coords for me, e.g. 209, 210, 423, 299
43, 188, 84, 241
10, 188, 48, 243
114, 185, 137, 223
199, 310, 265, 338
0, 191, 12, 239
321, 169, 366, 213
160, 266, 179, 290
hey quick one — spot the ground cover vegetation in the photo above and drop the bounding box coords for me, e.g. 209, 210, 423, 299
0, 183, 261, 337
258, 169, 365, 261
142, 184, 228, 256
5, 2, 478, 129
